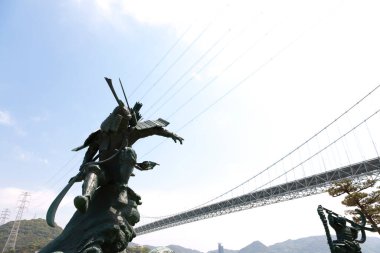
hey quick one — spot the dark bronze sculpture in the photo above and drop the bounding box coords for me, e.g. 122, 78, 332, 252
317, 205, 376, 253
40, 78, 184, 253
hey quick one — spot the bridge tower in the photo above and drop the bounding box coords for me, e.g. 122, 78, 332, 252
218, 243, 224, 253
0, 209, 10, 226
1, 192, 31, 253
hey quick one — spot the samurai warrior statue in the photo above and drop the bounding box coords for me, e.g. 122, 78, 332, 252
42, 77, 184, 253
317, 205, 377, 253
71, 78, 183, 213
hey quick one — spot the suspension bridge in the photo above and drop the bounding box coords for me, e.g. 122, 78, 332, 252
135, 85, 380, 235
136, 158, 380, 234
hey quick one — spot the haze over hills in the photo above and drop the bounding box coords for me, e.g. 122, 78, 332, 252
1, 219, 380, 253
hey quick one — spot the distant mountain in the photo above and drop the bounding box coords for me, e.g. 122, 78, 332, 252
266, 236, 380, 253
165, 235, 380, 253
205, 236, 380, 253
1, 220, 380, 253
239, 241, 268, 253
267, 236, 328, 253
0, 218, 62, 253
167, 244, 203, 253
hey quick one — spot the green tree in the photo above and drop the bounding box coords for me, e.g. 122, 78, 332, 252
327, 178, 380, 234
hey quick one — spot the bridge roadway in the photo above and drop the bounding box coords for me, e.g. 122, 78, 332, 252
135, 157, 380, 235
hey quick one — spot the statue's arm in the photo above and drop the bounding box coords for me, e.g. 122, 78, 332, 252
328, 213, 343, 231
327, 214, 336, 227
69, 136, 100, 183
82, 142, 99, 164
129, 127, 184, 145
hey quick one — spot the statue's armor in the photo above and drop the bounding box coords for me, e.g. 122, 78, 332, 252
81, 165, 105, 200
76, 123, 135, 212
135, 118, 169, 130
100, 106, 132, 133
73, 105, 181, 214
328, 214, 362, 253
102, 147, 137, 185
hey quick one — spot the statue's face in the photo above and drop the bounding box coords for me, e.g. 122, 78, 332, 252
336, 217, 346, 226
114, 106, 132, 121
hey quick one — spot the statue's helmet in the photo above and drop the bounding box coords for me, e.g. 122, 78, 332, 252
100, 105, 132, 133
113, 105, 132, 120
336, 217, 347, 226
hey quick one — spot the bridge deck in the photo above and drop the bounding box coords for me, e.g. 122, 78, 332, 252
135, 157, 380, 235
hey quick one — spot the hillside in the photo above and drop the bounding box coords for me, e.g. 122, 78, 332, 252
167, 244, 204, 253
204, 235, 380, 253
269, 236, 380, 253
1, 220, 379, 253
0, 218, 62, 253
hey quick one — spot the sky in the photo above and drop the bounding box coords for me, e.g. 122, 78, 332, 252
1, 0, 380, 251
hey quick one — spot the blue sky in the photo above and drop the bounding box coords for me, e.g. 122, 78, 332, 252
1, 0, 380, 251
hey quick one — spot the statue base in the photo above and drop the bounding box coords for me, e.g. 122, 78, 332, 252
40, 185, 140, 253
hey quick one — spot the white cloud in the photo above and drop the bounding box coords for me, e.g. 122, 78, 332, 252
0, 188, 26, 209
0, 187, 76, 227
13, 146, 49, 165
85, 0, 252, 36
0, 109, 26, 135
120, 0, 216, 27
30, 114, 49, 123
0, 110, 13, 126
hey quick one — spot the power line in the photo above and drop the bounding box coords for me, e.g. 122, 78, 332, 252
144, 0, 344, 122
143, 27, 232, 116
28, 152, 81, 208
139, 22, 214, 101
41, 152, 79, 186
141, 0, 348, 161
129, 25, 192, 98
164, 25, 277, 120
144, 24, 252, 119
143, 11, 265, 119
136, 1, 232, 101
139, 21, 306, 160
31, 158, 82, 211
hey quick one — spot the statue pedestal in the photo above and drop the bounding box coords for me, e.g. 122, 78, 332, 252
40, 185, 140, 253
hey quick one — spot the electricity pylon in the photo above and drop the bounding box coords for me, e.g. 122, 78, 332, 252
1, 192, 31, 253
0, 209, 10, 226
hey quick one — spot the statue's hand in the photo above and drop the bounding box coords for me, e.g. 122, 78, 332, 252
68, 176, 76, 184
136, 161, 159, 171
68, 175, 82, 183
171, 133, 184, 144
68, 167, 86, 183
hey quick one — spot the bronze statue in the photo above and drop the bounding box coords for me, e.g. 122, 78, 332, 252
41, 78, 184, 253
317, 205, 376, 253
71, 78, 183, 213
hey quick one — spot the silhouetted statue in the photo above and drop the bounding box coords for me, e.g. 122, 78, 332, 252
317, 205, 376, 253
40, 78, 184, 253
